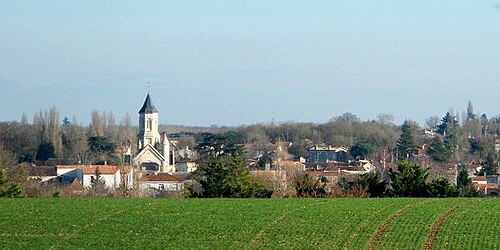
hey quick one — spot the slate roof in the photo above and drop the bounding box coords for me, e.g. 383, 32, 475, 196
139, 94, 158, 113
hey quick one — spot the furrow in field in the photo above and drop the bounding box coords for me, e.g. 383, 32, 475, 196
367, 199, 431, 250
422, 203, 464, 250
245, 200, 326, 250
432, 199, 494, 249
342, 200, 410, 249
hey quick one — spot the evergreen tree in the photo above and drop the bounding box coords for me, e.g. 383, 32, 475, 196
427, 178, 459, 197
456, 165, 481, 197
388, 159, 429, 197
0, 168, 22, 197
437, 111, 458, 136
456, 166, 470, 189
35, 141, 56, 163
0, 146, 22, 197
87, 136, 116, 164
189, 132, 272, 198
190, 154, 270, 198
350, 143, 375, 160
194, 132, 243, 158
397, 120, 415, 159
477, 152, 498, 176
443, 126, 457, 161
432, 111, 458, 162
427, 136, 451, 162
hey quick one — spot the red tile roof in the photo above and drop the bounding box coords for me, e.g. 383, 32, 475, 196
142, 173, 181, 182
70, 178, 83, 189
276, 161, 305, 168
56, 165, 81, 169
56, 165, 119, 174
472, 176, 486, 182
82, 165, 119, 175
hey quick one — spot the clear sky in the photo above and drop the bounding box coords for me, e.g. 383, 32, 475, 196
1, 1, 500, 126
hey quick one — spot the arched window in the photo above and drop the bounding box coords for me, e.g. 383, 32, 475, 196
147, 118, 152, 131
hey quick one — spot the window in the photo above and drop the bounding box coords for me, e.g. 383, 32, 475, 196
146, 118, 151, 131
147, 119, 153, 131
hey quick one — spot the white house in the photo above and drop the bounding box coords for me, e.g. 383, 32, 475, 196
82, 165, 121, 189
138, 173, 184, 191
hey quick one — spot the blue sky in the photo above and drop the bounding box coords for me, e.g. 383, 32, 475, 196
1, 1, 500, 126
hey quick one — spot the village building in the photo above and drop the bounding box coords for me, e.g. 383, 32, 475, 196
56, 165, 83, 184
137, 172, 185, 192
81, 165, 121, 189
25, 164, 58, 183
49, 94, 186, 194
55, 164, 124, 189
177, 146, 196, 161
472, 175, 500, 196
133, 94, 176, 173
176, 161, 197, 173
306, 145, 348, 164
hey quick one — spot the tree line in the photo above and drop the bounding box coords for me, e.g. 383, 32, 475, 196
1, 101, 498, 167
0, 101, 499, 198
0, 108, 137, 166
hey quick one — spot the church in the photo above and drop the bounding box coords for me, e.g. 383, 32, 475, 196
133, 94, 176, 173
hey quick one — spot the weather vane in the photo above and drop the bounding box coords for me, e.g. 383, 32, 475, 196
147, 81, 152, 93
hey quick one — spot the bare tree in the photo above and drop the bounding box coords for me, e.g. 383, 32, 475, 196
89, 110, 104, 137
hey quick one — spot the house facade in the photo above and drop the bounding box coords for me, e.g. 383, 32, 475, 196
137, 173, 184, 192
176, 161, 197, 173
55, 164, 122, 189
307, 145, 348, 163
81, 165, 121, 189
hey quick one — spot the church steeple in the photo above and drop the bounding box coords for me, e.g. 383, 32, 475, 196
137, 94, 161, 150
139, 93, 158, 114
134, 93, 176, 173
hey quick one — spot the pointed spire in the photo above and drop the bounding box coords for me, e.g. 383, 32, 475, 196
162, 132, 169, 144
139, 94, 158, 113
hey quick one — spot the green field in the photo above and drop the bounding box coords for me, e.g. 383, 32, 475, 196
0, 198, 498, 249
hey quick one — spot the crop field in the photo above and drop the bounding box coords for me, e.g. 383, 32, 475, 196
0, 198, 499, 249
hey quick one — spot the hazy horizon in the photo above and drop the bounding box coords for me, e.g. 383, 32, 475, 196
2, 1, 499, 126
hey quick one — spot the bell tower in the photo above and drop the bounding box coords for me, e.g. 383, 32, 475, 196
138, 94, 161, 150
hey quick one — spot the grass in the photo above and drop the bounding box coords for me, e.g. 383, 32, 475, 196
0, 198, 498, 249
